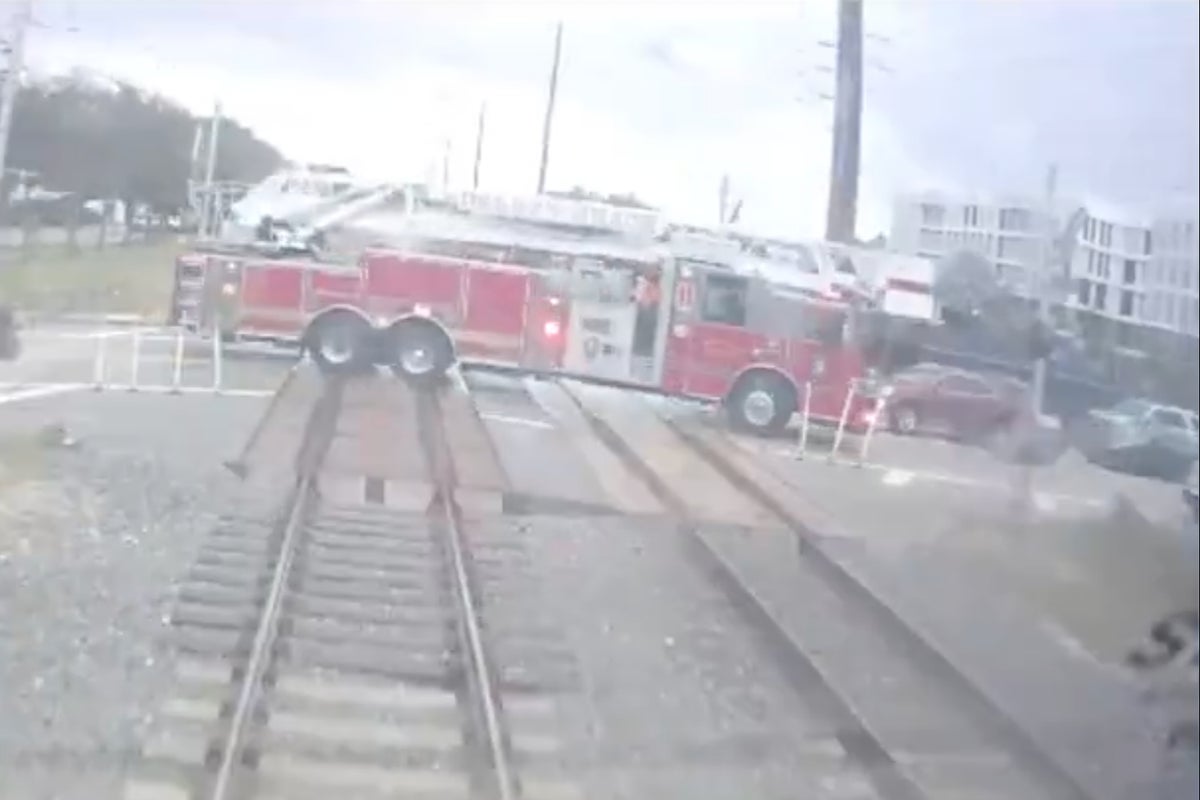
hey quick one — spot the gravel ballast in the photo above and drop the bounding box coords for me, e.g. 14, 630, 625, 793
0, 391, 272, 800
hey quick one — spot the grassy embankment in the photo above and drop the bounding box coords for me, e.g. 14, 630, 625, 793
0, 237, 187, 321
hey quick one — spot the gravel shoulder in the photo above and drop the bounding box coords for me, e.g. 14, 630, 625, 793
0, 392, 271, 800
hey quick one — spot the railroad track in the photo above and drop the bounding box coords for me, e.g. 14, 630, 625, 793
124, 373, 580, 800
552, 379, 1096, 800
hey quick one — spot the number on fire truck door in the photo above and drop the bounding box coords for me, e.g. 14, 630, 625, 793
562, 302, 638, 381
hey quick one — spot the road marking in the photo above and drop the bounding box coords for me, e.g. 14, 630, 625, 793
480, 412, 555, 430
0, 382, 275, 400
0, 383, 89, 406
21, 327, 159, 341
758, 440, 1107, 510
881, 468, 915, 486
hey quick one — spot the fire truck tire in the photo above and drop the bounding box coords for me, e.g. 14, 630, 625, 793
727, 371, 796, 437
303, 310, 373, 376
383, 316, 456, 387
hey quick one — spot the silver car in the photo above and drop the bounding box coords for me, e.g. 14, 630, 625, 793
1073, 399, 1199, 482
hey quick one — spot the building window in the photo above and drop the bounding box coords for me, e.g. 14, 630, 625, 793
1123, 259, 1137, 285
1077, 278, 1092, 305
1119, 290, 1134, 316
1097, 253, 1111, 278
1095, 284, 1107, 310
1143, 230, 1153, 255
1086, 249, 1096, 274
1101, 222, 1113, 248
963, 205, 979, 227
920, 203, 944, 226
999, 207, 1031, 231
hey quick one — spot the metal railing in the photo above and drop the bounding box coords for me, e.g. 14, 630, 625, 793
90, 326, 226, 394
792, 378, 889, 468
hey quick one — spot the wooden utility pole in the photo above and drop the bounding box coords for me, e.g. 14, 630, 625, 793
824, 0, 863, 243
473, 102, 486, 191
536, 23, 563, 195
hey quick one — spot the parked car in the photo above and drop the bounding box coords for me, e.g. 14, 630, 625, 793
886, 366, 1024, 442
0, 305, 19, 361
1071, 399, 1199, 482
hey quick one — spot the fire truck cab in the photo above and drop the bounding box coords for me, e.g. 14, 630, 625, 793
661, 254, 871, 434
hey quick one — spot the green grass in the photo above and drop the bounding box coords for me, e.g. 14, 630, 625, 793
0, 237, 189, 320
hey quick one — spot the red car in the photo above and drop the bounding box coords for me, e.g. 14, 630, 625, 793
886, 366, 1025, 442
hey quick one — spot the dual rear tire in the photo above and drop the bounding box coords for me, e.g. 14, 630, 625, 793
303, 310, 456, 386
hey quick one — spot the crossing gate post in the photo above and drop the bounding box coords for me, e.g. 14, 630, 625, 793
856, 385, 888, 467
212, 329, 223, 394
171, 327, 185, 394
92, 333, 108, 391
795, 381, 813, 460
128, 329, 142, 392
828, 382, 856, 463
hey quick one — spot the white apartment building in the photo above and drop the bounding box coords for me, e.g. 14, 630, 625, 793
1068, 201, 1198, 340
890, 191, 1057, 300
892, 191, 1200, 341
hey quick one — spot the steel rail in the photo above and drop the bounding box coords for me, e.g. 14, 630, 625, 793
208, 378, 342, 800
423, 389, 518, 800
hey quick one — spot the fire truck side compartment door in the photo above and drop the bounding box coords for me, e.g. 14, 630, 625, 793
309, 268, 362, 312
238, 262, 305, 335
462, 267, 529, 359
363, 253, 461, 321
561, 261, 637, 381
682, 271, 763, 398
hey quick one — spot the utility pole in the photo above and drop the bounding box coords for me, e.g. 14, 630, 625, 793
536, 22, 563, 195
719, 174, 730, 227
1031, 163, 1058, 417
472, 102, 486, 191
200, 102, 222, 238
442, 136, 451, 194
824, 0, 863, 244
0, 0, 34, 198
1012, 162, 1061, 518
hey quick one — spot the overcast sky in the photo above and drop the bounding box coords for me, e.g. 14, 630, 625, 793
17, 0, 1200, 239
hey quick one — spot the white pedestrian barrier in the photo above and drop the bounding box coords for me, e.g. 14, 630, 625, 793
127, 329, 142, 392
827, 382, 857, 463
794, 381, 813, 460
86, 326, 229, 394
171, 327, 185, 393
793, 378, 886, 468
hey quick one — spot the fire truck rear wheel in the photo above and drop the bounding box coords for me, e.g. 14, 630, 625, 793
384, 317, 456, 387
728, 372, 796, 437
304, 311, 372, 376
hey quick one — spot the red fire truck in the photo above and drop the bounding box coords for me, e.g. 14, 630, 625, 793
170, 191, 877, 434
